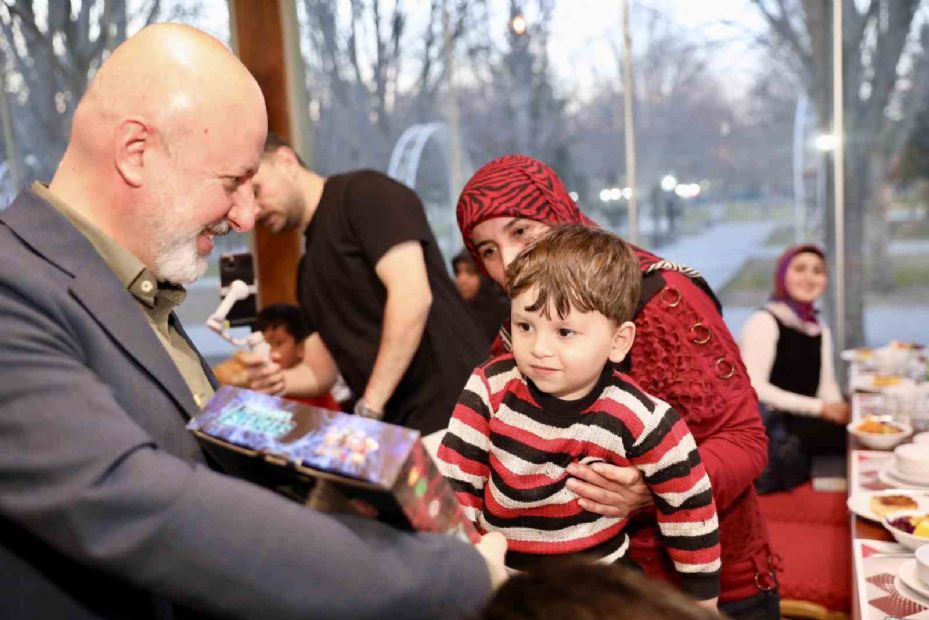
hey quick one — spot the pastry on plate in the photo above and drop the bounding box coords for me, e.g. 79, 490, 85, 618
870, 494, 918, 518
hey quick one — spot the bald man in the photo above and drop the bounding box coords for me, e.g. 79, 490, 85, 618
0, 24, 503, 620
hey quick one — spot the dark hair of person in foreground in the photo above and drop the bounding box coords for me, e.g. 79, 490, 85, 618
481, 559, 724, 620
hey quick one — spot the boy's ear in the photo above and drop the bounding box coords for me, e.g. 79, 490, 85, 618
608, 321, 636, 364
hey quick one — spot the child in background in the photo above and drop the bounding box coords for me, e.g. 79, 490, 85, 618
254, 304, 342, 411
451, 248, 510, 345
438, 225, 720, 608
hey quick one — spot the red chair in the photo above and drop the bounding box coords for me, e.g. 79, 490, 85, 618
758, 482, 851, 615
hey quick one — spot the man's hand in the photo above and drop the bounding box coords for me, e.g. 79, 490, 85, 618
475, 532, 508, 590
821, 402, 850, 425
565, 462, 652, 517
240, 351, 286, 395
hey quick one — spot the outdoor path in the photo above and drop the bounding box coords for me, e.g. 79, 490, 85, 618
648, 221, 779, 292
645, 220, 928, 348
750, 238, 929, 260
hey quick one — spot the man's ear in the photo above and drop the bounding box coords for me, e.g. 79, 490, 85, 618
608, 321, 636, 364
294, 336, 306, 363
273, 146, 301, 168
113, 119, 150, 188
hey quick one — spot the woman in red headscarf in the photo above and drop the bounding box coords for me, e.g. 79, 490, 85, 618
456, 155, 778, 619
738, 244, 848, 494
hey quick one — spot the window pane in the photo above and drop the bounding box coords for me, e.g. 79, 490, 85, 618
0, 0, 238, 361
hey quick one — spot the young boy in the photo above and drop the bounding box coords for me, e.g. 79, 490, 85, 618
437, 225, 721, 607
254, 304, 342, 411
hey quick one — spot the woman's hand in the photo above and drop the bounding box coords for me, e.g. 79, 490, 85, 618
821, 401, 850, 424
565, 462, 653, 517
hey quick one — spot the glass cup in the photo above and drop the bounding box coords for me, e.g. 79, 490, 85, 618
911, 391, 929, 433
886, 388, 916, 428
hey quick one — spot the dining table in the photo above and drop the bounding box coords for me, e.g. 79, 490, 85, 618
845, 351, 929, 620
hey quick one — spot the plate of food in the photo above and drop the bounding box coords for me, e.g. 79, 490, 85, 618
847, 416, 912, 450
883, 511, 929, 550
847, 490, 929, 523
841, 347, 875, 363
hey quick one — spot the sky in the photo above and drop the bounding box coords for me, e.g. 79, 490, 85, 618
545, 0, 768, 101
124, 0, 770, 104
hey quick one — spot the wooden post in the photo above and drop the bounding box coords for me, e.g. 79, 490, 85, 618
229, 0, 303, 308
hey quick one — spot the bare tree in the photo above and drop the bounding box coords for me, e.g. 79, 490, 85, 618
751, 0, 928, 347
454, 0, 569, 175
0, 0, 182, 188
567, 8, 747, 230
300, 0, 489, 173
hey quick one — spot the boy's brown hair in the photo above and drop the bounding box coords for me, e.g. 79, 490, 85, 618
506, 224, 642, 324
481, 559, 723, 620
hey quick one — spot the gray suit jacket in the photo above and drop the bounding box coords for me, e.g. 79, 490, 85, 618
0, 189, 491, 619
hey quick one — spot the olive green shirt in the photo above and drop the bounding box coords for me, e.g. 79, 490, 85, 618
33, 182, 214, 409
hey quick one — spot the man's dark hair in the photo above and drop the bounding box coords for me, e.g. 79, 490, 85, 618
482, 560, 723, 620
254, 303, 309, 342
264, 132, 307, 168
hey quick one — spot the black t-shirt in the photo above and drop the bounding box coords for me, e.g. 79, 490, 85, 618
298, 170, 489, 434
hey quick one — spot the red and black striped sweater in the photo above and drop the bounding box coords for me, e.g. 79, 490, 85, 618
437, 355, 722, 600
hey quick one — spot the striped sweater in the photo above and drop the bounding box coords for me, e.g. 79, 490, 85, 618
437, 355, 721, 600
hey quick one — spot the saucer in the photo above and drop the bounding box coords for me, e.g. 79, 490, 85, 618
898, 559, 929, 602
847, 490, 929, 522
880, 464, 929, 489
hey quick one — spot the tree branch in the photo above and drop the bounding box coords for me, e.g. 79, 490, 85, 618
751, 0, 812, 70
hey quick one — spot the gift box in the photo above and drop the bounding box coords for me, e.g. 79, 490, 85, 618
188, 386, 479, 544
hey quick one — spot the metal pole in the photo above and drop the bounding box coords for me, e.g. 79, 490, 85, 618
832, 0, 846, 353
792, 94, 808, 242
0, 68, 20, 194
280, 0, 312, 167
621, 0, 638, 244
443, 0, 462, 204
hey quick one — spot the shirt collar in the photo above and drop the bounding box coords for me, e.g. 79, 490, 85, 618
31, 182, 186, 309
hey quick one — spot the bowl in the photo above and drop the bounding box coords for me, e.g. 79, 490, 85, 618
917, 544, 929, 587
895, 443, 929, 478
847, 419, 912, 450
883, 511, 929, 550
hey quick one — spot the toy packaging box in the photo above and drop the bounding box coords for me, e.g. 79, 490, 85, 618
188, 386, 479, 544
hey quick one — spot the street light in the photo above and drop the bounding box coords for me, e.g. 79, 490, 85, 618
510, 12, 527, 36
814, 133, 838, 151
660, 174, 677, 192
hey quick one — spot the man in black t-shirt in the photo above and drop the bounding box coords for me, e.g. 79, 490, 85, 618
245, 134, 488, 434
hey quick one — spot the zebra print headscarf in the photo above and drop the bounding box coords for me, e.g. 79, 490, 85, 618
456, 155, 596, 265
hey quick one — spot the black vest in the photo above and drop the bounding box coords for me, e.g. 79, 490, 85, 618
766, 309, 821, 398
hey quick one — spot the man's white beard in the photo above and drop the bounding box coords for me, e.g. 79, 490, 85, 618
153, 231, 208, 284
148, 201, 229, 284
